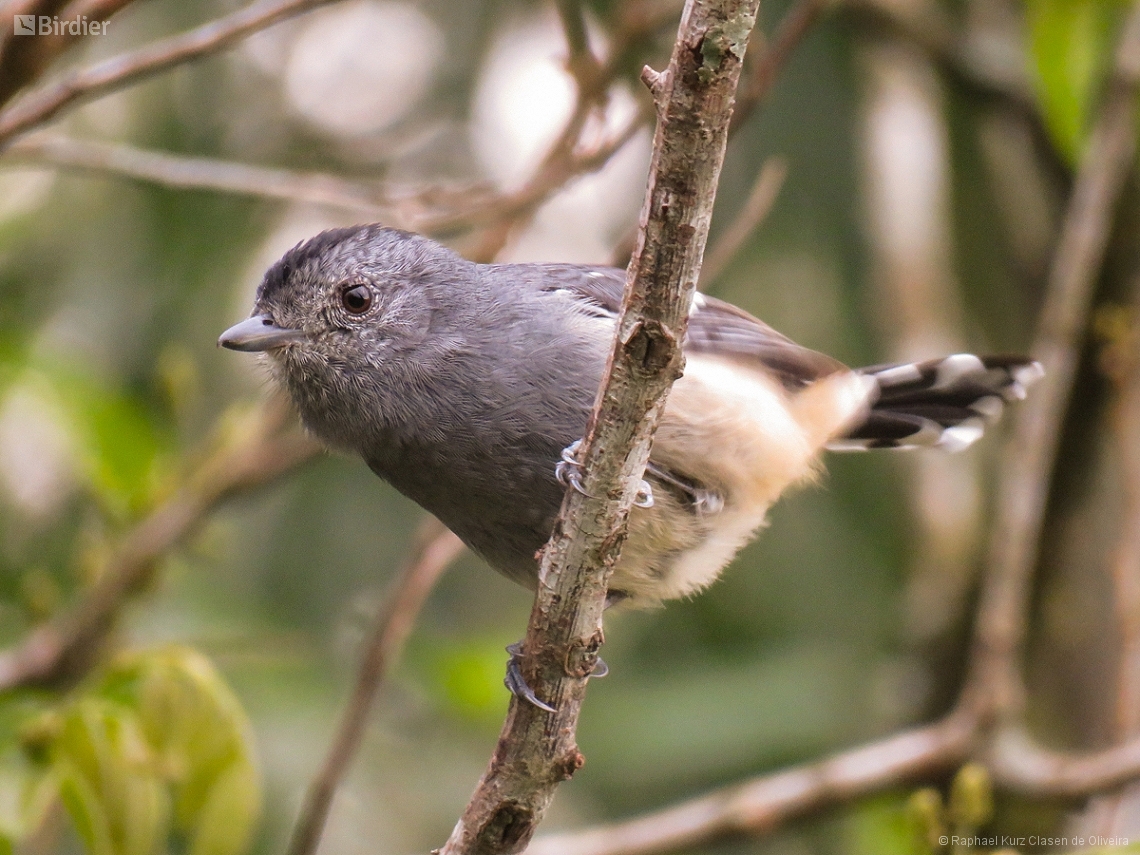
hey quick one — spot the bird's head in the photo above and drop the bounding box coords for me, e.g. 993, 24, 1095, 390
219, 224, 470, 448
219, 224, 457, 362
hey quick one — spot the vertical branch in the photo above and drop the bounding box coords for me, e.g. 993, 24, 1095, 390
966, 2, 1140, 717
438, 1, 761, 853
1081, 296, 1140, 835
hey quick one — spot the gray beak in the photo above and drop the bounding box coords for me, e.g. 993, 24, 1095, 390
218, 314, 306, 352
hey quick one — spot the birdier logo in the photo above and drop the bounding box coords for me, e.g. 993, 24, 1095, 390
12, 14, 108, 36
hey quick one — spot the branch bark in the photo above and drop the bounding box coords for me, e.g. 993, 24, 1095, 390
438, 1, 760, 853
989, 726, 1140, 798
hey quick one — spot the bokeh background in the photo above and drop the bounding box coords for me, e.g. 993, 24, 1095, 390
0, 0, 1135, 853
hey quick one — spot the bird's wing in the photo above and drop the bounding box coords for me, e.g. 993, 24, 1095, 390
536, 264, 846, 388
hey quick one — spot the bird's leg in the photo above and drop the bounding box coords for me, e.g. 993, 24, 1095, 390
555, 439, 655, 507
644, 462, 723, 514
508, 611, 615, 711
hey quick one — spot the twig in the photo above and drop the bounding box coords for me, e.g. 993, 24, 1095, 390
431, 4, 668, 246
528, 712, 977, 855
2, 134, 494, 227
555, 0, 592, 60
418, 109, 647, 236
0, 0, 348, 146
964, 0, 1140, 717
438, 2, 760, 853
0, 0, 652, 252
2, 102, 643, 247
698, 155, 785, 286
555, 0, 602, 94
0, 127, 646, 241
286, 519, 464, 855
0, 396, 321, 691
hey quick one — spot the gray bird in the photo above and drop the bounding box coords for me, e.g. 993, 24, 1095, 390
220, 225, 1041, 705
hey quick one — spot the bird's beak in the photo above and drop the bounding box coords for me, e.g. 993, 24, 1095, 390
218, 314, 306, 352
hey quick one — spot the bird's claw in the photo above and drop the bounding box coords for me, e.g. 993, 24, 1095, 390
505, 642, 556, 713
555, 440, 590, 497
556, 440, 654, 508
504, 641, 609, 713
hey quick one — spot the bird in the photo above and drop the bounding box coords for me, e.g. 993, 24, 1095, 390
219, 224, 1042, 707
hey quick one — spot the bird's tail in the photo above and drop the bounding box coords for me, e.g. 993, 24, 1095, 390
826, 354, 1044, 452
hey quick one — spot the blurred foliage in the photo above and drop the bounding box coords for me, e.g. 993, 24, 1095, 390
902, 764, 996, 855
0, 0, 1134, 853
1, 648, 259, 855
1026, 0, 1129, 164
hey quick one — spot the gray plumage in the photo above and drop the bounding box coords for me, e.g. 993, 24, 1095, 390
221, 224, 1041, 605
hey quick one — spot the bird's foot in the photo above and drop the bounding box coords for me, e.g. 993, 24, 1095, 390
555, 440, 654, 508
555, 440, 590, 496
504, 641, 609, 713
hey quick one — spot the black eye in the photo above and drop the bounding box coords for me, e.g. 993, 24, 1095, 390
341, 285, 373, 314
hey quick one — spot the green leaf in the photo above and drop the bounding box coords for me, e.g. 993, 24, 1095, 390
185, 761, 261, 855
13, 648, 259, 855
106, 647, 262, 855
1026, 0, 1126, 163
57, 754, 114, 855
53, 699, 170, 855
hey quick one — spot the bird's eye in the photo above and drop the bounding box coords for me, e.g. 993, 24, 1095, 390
341, 285, 373, 315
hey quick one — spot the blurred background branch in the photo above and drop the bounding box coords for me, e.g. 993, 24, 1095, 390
4, 133, 494, 225
0, 0, 347, 143
287, 518, 464, 855
0, 395, 320, 691
965, 0, 1140, 718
